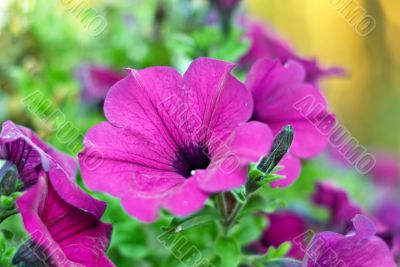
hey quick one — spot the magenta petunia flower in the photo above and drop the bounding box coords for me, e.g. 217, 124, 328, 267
13, 172, 114, 267
0, 120, 76, 189
79, 58, 274, 222
303, 214, 397, 267
312, 182, 362, 230
250, 211, 307, 259
75, 65, 123, 104
246, 59, 334, 187
239, 22, 345, 84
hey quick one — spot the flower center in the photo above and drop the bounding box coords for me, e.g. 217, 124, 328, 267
173, 144, 211, 178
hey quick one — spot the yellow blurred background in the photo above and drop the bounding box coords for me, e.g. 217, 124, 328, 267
246, 0, 400, 153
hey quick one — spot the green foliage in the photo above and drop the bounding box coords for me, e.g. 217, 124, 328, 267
215, 237, 241, 267
230, 215, 268, 246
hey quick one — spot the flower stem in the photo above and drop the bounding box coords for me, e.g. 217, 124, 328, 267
224, 202, 244, 232
216, 193, 228, 224
215, 192, 246, 237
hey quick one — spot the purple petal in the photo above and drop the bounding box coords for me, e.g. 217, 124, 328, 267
270, 153, 301, 188
312, 182, 362, 229
16, 174, 114, 267
247, 59, 334, 159
164, 177, 209, 216
0, 121, 75, 187
251, 211, 307, 259
198, 121, 272, 192
240, 21, 345, 83
370, 152, 400, 186
75, 65, 122, 104
304, 215, 397, 267
79, 122, 184, 198
121, 194, 162, 223
182, 58, 253, 142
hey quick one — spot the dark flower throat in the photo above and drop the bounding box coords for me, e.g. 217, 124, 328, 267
173, 144, 211, 178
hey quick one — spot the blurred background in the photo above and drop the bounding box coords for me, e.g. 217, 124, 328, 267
247, 0, 400, 153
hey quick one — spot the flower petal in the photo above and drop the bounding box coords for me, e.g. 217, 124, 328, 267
163, 177, 209, 216
79, 122, 183, 198
183, 58, 253, 142
270, 153, 301, 188
75, 65, 122, 104
0, 121, 76, 187
121, 194, 162, 223
247, 59, 333, 159
198, 121, 272, 192
240, 21, 345, 83
304, 215, 397, 267
16, 174, 113, 266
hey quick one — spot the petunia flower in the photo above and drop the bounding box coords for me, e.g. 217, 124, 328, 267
0, 120, 76, 189
374, 197, 400, 259
13, 172, 114, 267
246, 59, 334, 187
369, 152, 400, 187
312, 181, 362, 231
239, 22, 345, 84
303, 214, 397, 267
75, 65, 123, 104
249, 211, 308, 259
79, 58, 274, 222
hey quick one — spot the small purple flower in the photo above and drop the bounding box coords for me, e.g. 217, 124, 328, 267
211, 0, 241, 10
313, 182, 362, 230
374, 198, 400, 258
79, 58, 274, 222
14, 172, 114, 267
0, 120, 76, 189
370, 152, 400, 187
209, 0, 241, 34
304, 214, 397, 267
246, 59, 334, 187
240, 22, 345, 84
75, 65, 123, 104
250, 212, 307, 259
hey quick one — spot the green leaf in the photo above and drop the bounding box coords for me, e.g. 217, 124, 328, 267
264, 242, 292, 259
248, 163, 265, 181
209, 29, 250, 62
164, 209, 220, 233
240, 243, 295, 267
230, 215, 267, 245
240, 195, 286, 218
231, 186, 247, 204
215, 237, 241, 267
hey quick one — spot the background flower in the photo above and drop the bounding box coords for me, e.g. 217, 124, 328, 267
246, 59, 334, 187
75, 65, 123, 105
239, 21, 345, 84
303, 215, 397, 267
